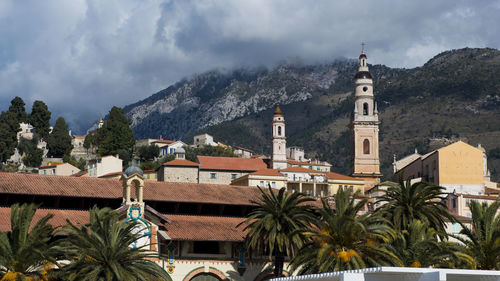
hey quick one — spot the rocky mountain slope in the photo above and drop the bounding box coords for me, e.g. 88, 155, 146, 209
124, 48, 500, 181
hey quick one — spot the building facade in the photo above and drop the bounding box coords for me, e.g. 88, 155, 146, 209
39, 162, 80, 176
87, 155, 123, 178
394, 141, 498, 194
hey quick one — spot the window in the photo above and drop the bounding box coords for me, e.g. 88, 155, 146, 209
451, 223, 460, 234
363, 139, 370, 154
231, 174, 237, 180
363, 103, 369, 115
271, 182, 276, 188
259, 181, 264, 186
210, 173, 216, 179
466, 213, 471, 218
192, 241, 220, 254
278, 126, 282, 136
52, 169, 56, 175
43, 170, 47, 175
452, 198, 457, 208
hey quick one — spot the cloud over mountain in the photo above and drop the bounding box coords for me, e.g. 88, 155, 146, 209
0, 0, 498, 132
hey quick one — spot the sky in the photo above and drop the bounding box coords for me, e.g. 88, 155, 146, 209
0, 0, 499, 133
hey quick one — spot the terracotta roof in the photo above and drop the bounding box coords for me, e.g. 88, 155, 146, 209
98, 172, 123, 178
153, 140, 175, 144
0, 172, 260, 206
280, 166, 320, 173
39, 163, 64, 169
250, 169, 283, 176
71, 170, 88, 177
165, 214, 246, 241
0, 206, 246, 242
198, 156, 267, 171
326, 172, 359, 181
162, 159, 199, 167
0, 207, 89, 232
457, 193, 499, 200
485, 187, 500, 195
287, 160, 311, 165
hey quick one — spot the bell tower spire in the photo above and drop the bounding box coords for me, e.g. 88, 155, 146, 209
271, 105, 287, 169
349, 49, 382, 189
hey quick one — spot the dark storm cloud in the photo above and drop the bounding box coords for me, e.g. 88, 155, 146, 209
0, 0, 498, 132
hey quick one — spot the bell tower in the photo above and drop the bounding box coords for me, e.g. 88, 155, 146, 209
349, 49, 382, 189
271, 105, 287, 169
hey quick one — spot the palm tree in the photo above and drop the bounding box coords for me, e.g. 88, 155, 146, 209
0, 203, 57, 280
391, 220, 474, 268
374, 179, 453, 233
54, 206, 170, 281
290, 188, 401, 274
238, 187, 316, 277
455, 200, 500, 269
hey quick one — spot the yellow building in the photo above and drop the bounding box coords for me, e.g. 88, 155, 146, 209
394, 141, 497, 194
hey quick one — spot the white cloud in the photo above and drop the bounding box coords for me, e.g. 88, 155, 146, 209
0, 0, 498, 132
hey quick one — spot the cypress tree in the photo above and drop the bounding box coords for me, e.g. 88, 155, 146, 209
46, 117, 73, 158
29, 101, 51, 140
8, 96, 28, 124
0, 111, 19, 163
97, 107, 135, 157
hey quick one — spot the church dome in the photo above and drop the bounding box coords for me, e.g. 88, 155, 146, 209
359, 53, 367, 59
124, 161, 143, 178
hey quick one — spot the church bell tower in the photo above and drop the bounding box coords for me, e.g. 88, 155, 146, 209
271, 106, 287, 170
349, 49, 382, 188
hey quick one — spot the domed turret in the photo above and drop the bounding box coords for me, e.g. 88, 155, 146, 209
274, 105, 282, 116
124, 160, 143, 178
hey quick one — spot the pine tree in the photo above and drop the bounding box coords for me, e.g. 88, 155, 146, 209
97, 107, 135, 157
29, 101, 51, 140
46, 117, 73, 158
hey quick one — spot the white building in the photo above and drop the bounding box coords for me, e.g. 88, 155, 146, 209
193, 133, 217, 147
87, 155, 123, 177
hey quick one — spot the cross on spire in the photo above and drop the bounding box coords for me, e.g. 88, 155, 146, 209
361, 42, 366, 54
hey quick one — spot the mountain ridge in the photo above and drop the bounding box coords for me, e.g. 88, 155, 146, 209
123, 47, 500, 181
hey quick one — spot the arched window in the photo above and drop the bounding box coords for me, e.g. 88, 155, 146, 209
278, 126, 282, 136
363, 103, 369, 115
363, 139, 370, 154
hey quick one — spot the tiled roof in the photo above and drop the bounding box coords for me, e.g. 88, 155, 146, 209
457, 193, 499, 200
287, 160, 311, 165
250, 169, 283, 176
71, 170, 88, 177
326, 172, 359, 181
280, 166, 320, 173
39, 163, 64, 169
98, 172, 123, 178
165, 214, 246, 241
0, 172, 259, 206
153, 140, 175, 144
0, 207, 89, 231
162, 159, 199, 167
198, 156, 267, 171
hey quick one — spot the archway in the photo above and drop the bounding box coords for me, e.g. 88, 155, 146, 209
191, 273, 222, 281
363, 139, 370, 154
184, 267, 227, 281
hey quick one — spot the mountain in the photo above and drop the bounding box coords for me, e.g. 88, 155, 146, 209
124, 48, 500, 181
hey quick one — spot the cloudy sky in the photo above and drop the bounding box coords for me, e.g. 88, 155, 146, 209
0, 0, 499, 133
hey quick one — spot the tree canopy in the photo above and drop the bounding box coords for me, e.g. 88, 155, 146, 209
29, 101, 51, 141
95, 107, 135, 159
47, 117, 73, 158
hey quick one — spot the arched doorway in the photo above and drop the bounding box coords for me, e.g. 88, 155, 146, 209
191, 273, 222, 281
